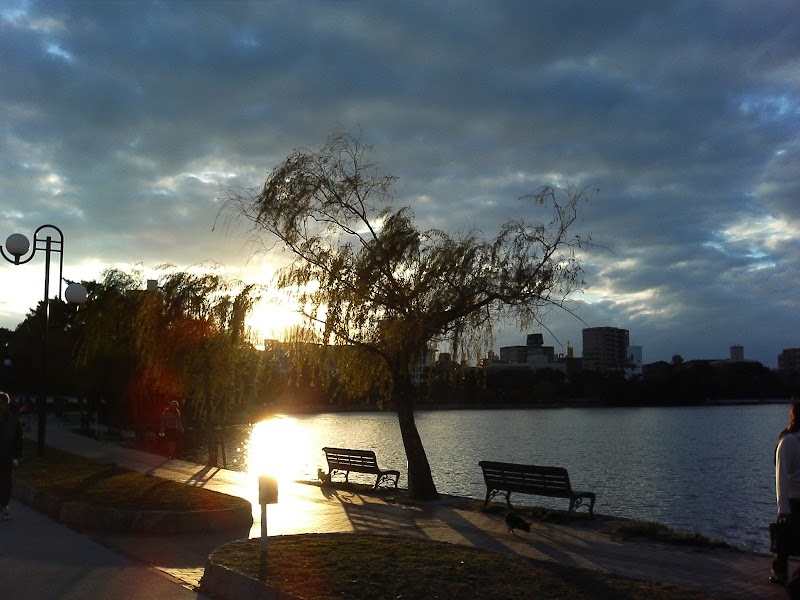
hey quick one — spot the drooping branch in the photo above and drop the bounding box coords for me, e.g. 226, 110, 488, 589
218, 131, 591, 501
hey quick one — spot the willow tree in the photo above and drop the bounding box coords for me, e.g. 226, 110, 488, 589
133, 269, 261, 426
219, 132, 588, 500
77, 267, 262, 430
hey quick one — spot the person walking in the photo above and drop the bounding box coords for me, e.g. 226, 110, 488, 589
160, 400, 184, 459
0, 391, 23, 520
773, 401, 800, 585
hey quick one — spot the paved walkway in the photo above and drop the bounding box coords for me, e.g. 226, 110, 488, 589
2, 416, 792, 599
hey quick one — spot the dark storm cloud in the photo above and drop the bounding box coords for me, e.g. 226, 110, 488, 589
1, 0, 798, 365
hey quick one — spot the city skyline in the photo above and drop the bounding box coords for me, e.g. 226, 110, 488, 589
1, 2, 798, 368
497, 328, 778, 369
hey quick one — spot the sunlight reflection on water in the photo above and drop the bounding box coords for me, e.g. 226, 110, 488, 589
245, 416, 313, 486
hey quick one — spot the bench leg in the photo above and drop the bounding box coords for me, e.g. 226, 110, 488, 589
569, 495, 595, 519
328, 469, 350, 485
373, 472, 400, 490
483, 489, 511, 511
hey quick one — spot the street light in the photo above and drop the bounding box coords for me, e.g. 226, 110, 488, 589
0, 224, 87, 456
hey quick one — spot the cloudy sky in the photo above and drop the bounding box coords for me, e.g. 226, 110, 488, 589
1, 1, 799, 367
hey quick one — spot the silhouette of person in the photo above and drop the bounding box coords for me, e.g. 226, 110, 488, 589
773, 401, 800, 585
160, 400, 184, 459
0, 391, 23, 520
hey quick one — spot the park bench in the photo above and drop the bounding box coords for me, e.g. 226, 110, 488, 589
322, 447, 401, 490
478, 460, 596, 518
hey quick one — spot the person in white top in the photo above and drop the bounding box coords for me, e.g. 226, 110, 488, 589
773, 402, 800, 586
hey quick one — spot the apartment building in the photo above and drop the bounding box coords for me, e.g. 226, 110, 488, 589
778, 348, 800, 372
582, 326, 630, 374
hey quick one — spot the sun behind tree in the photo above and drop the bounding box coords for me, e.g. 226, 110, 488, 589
218, 131, 590, 500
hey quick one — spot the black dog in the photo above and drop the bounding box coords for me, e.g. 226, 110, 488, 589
505, 512, 531, 534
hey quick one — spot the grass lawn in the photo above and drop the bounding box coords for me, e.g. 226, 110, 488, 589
14, 440, 248, 512
209, 533, 734, 600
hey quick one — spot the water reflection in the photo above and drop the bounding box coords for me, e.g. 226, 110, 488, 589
245, 416, 312, 485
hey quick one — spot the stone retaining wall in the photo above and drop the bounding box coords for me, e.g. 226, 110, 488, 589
200, 556, 305, 600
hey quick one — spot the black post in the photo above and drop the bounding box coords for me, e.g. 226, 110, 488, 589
0, 224, 78, 458
37, 235, 52, 457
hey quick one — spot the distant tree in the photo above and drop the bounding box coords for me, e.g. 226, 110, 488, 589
72, 270, 141, 426
77, 267, 263, 433
9, 298, 84, 397
219, 132, 589, 500
133, 268, 261, 426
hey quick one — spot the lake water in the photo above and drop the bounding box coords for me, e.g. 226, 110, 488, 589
210, 403, 789, 553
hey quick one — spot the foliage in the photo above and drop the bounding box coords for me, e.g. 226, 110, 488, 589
209, 534, 728, 600
219, 132, 589, 499
634, 360, 785, 404
3, 298, 85, 396
75, 266, 264, 429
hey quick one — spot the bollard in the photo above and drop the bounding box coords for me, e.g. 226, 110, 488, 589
258, 475, 279, 581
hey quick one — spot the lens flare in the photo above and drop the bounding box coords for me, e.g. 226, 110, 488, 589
246, 416, 309, 484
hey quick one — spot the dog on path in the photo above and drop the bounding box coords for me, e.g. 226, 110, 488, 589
505, 512, 531, 534
317, 468, 331, 485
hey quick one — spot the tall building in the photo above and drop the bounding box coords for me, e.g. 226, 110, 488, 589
582, 327, 630, 374
410, 347, 436, 386
626, 345, 643, 379
499, 346, 528, 363
526, 333, 555, 361
730, 345, 744, 361
500, 333, 556, 365
778, 348, 800, 372
527, 333, 544, 347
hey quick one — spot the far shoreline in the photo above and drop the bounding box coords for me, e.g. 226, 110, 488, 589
262, 396, 796, 417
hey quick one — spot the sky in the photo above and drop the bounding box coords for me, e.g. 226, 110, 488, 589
1, 1, 799, 368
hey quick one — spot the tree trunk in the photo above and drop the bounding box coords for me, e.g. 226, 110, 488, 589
395, 381, 438, 500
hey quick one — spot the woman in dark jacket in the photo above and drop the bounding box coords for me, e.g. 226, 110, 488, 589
0, 391, 23, 520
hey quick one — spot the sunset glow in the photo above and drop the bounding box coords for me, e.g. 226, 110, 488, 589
247, 298, 304, 345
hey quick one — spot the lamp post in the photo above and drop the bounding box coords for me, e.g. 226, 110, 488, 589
0, 224, 87, 456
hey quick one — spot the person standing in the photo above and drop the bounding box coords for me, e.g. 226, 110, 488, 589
160, 400, 184, 459
0, 391, 23, 520
773, 401, 800, 585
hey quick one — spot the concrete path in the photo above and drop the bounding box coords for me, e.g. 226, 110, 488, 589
4, 416, 792, 599
0, 500, 203, 599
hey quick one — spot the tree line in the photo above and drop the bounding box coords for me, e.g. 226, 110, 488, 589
0, 267, 270, 430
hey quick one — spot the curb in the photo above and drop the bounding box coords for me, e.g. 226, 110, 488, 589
13, 480, 254, 534
200, 558, 305, 600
